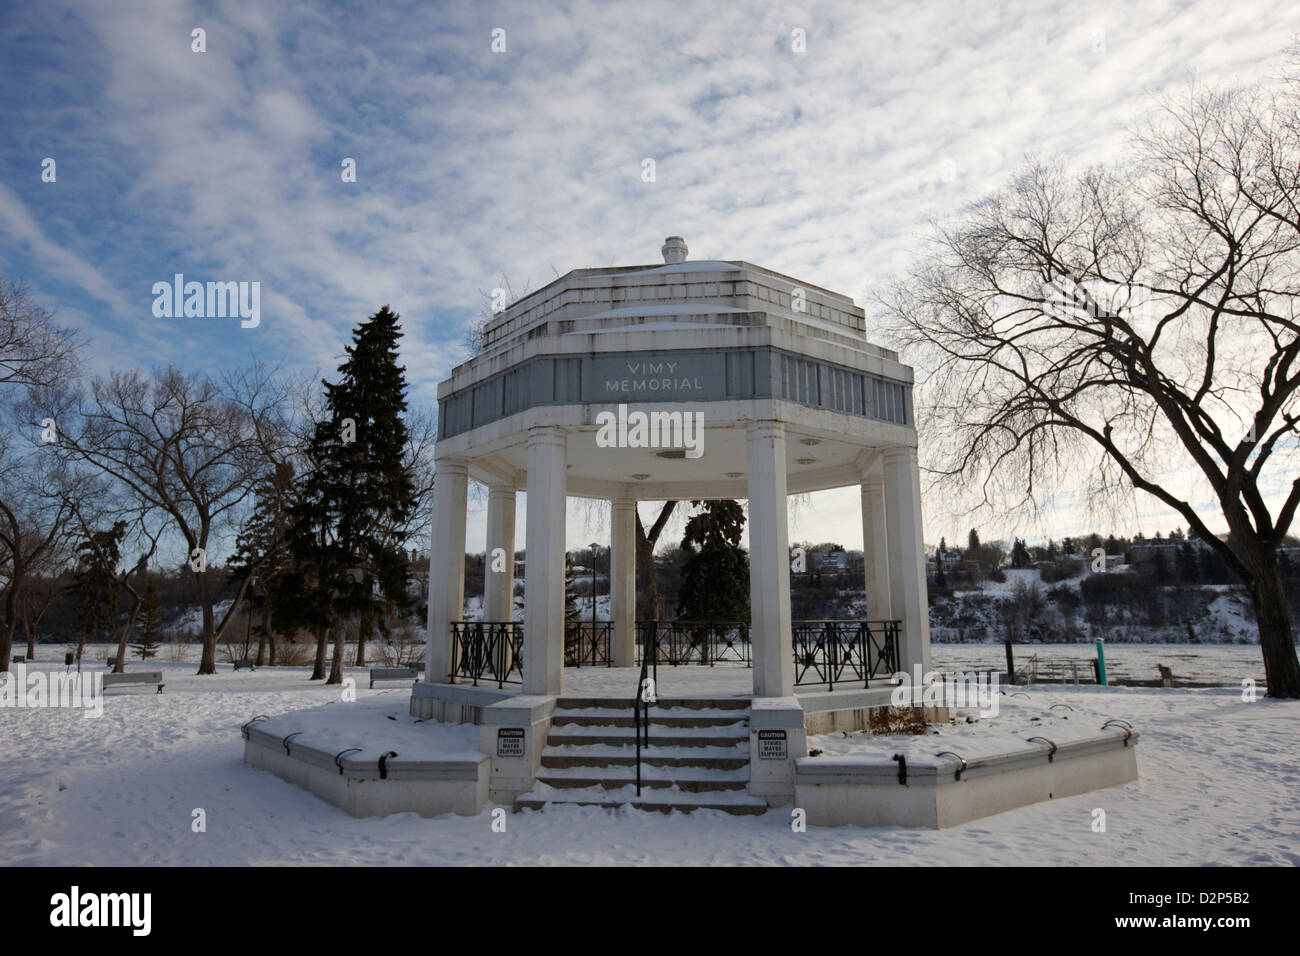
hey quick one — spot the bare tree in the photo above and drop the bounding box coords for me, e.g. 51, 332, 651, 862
63, 365, 288, 674
879, 77, 1300, 696
0, 279, 81, 672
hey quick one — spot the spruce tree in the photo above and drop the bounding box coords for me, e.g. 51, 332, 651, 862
67, 522, 124, 663
132, 581, 162, 660
230, 462, 298, 665
291, 306, 418, 684
676, 500, 750, 622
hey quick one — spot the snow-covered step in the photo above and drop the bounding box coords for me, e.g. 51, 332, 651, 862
517, 695, 761, 815
542, 743, 747, 770
550, 709, 749, 728
547, 722, 747, 746
516, 782, 768, 816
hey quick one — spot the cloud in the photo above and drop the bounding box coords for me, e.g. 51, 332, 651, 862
2, 0, 1298, 549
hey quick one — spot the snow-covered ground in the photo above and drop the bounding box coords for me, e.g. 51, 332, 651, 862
2, 655, 1297, 865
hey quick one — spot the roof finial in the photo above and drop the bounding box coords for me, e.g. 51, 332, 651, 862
661, 236, 688, 264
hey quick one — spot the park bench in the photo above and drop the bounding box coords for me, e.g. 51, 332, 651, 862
11, 656, 24, 664
369, 666, 420, 689
232, 658, 256, 671
102, 671, 165, 694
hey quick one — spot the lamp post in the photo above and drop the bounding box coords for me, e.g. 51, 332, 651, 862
589, 542, 600, 631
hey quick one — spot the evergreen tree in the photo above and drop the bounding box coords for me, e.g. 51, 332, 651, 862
229, 462, 298, 665
564, 554, 581, 623
291, 306, 419, 684
677, 501, 750, 621
67, 522, 125, 662
1011, 537, 1031, 569
1176, 541, 1201, 583
131, 580, 162, 660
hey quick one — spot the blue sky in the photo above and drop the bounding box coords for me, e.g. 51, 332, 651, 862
3, 0, 1298, 554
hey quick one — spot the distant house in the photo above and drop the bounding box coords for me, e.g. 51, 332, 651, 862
811, 548, 848, 572
926, 549, 962, 571
1128, 536, 1208, 564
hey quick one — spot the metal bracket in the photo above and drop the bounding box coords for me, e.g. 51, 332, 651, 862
281, 731, 304, 755
333, 748, 363, 775
1102, 718, 1134, 746
1027, 736, 1057, 762
240, 715, 268, 740
892, 753, 907, 785
935, 750, 968, 781
378, 751, 398, 780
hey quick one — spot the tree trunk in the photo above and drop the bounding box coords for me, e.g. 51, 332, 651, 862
0, 622, 14, 676
354, 606, 371, 667
635, 502, 678, 621
327, 619, 346, 685
1246, 556, 1300, 698
255, 609, 267, 668
311, 625, 328, 680
266, 608, 277, 666
196, 565, 217, 675
113, 596, 144, 673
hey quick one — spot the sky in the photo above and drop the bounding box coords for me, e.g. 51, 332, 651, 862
2, 0, 1298, 559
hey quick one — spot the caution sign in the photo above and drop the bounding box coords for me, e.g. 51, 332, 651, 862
496, 727, 525, 757
758, 729, 788, 760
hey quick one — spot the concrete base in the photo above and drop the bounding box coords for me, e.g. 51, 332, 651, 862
799, 687, 949, 735
410, 680, 515, 724
794, 730, 1139, 828
243, 724, 489, 818
748, 697, 807, 806
478, 695, 557, 804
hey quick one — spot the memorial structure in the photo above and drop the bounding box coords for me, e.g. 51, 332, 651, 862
413, 236, 936, 810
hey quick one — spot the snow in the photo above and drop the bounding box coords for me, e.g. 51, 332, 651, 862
809, 693, 1131, 763
250, 696, 481, 762
2, 655, 1298, 865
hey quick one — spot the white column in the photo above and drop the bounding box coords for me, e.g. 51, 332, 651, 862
611, 495, 637, 667
484, 484, 516, 622
523, 426, 567, 696
427, 459, 468, 683
860, 475, 892, 621
746, 421, 794, 698
882, 446, 932, 676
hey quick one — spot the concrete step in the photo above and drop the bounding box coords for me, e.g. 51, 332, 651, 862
546, 724, 747, 747
554, 697, 751, 711
515, 783, 768, 816
541, 744, 746, 771
533, 764, 748, 796
550, 711, 748, 729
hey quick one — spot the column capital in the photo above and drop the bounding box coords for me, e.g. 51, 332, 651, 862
486, 482, 516, 500
861, 474, 886, 494
527, 424, 568, 448
611, 495, 637, 510
881, 445, 919, 466
434, 457, 469, 478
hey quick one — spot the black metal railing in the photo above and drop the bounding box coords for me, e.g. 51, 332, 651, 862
564, 620, 612, 667
635, 620, 752, 666
792, 620, 901, 690
632, 620, 659, 797
449, 621, 523, 687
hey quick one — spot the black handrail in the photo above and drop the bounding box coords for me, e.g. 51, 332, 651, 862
633, 619, 659, 797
